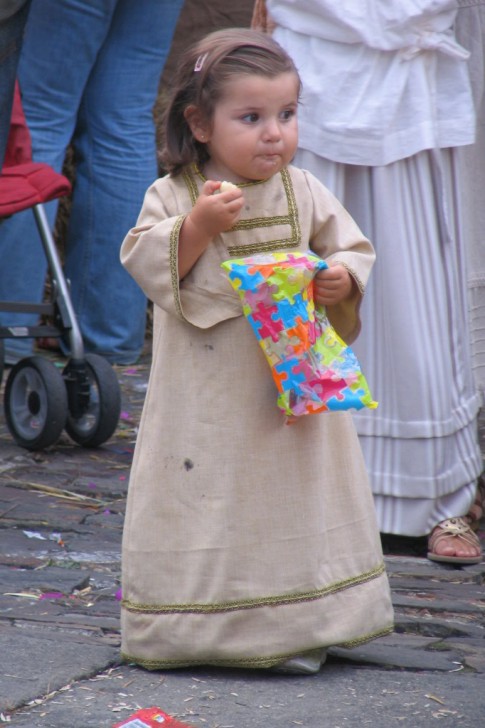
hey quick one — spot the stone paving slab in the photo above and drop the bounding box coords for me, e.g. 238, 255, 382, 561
330, 642, 464, 671
394, 614, 485, 640
0, 626, 119, 713
384, 552, 485, 583
0, 564, 90, 593
1, 522, 123, 568
0, 352, 483, 726
5, 663, 485, 727
333, 625, 485, 671
393, 593, 485, 616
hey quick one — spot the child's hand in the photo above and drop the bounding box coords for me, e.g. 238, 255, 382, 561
188, 180, 244, 239
313, 263, 354, 307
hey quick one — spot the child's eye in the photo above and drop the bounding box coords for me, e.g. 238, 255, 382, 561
241, 112, 259, 123
280, 108, 296, 121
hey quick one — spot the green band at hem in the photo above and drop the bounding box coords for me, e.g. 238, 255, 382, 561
120, 624, 394, 672
122, 562, 387, 615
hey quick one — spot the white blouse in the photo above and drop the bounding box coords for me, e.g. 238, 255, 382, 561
267, 0, 476, 165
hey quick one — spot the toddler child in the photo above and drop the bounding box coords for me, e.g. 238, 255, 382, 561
120, 27, 393, 674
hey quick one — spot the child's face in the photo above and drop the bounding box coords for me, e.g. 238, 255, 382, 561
201, 71, 299, 183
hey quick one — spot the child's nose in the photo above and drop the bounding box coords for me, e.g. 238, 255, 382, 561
262, 119, 282, 140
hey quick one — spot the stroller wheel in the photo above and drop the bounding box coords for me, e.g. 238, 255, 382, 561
64, 353, 121, 448
4, 356, 68, 450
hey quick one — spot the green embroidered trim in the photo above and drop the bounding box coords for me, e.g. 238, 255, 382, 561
227, 167, 301, 256
121, 650, 304, 671
192, 164, 265, 190
183, 166, 302, 257
169, 215, 186, 321
122, 562, 386, 615
339, 623, 394, 649
120, 623, 394, 671
231, 215, 293, 230
227, 237, 299, 258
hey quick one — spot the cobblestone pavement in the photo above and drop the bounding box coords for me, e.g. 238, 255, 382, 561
0, 349, 483, 727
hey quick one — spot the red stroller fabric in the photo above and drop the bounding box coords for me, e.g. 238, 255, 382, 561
0, 82, 71, 217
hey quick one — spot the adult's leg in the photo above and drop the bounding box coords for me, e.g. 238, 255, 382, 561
64, 0, 183, 364
0, 1, 30, 168
455, 3, 485, 402
295, 147, 482, 561
0, 2, 31, 363
346, 152, 482, 560
0, 0, 118, 361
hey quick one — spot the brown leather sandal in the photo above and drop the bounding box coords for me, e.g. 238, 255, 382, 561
427, 517, 482, 565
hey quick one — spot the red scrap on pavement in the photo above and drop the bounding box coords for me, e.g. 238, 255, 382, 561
113, 707, 195, 728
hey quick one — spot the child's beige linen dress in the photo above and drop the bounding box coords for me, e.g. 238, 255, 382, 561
119, 164, 394, 669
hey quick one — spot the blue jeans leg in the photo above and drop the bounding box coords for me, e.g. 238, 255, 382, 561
0, 0, 183, 364
0, 2, 31, 363
0, 0, 119, 361
64, 0, 183, 363
0, 1, 30, 168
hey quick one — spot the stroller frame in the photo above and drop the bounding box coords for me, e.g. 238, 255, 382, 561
0, 203, 84, 359
0, 83, 121, 451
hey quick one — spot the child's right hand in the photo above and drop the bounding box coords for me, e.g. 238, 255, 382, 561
188, 180, 244, 239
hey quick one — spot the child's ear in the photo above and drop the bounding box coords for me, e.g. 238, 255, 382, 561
184, 105, 211, 143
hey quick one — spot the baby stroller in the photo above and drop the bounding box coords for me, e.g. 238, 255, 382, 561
0, 83, 121, 451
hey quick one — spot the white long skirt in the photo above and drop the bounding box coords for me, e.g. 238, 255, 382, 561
455, 1, 485, 402
295, 148, 483, 536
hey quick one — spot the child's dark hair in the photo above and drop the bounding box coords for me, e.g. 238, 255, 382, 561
161, 28, 300, 176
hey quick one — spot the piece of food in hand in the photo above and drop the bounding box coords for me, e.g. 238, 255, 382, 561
215, 180, 238, 194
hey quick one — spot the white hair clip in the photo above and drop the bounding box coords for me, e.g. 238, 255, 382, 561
194, 52, 208, 72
